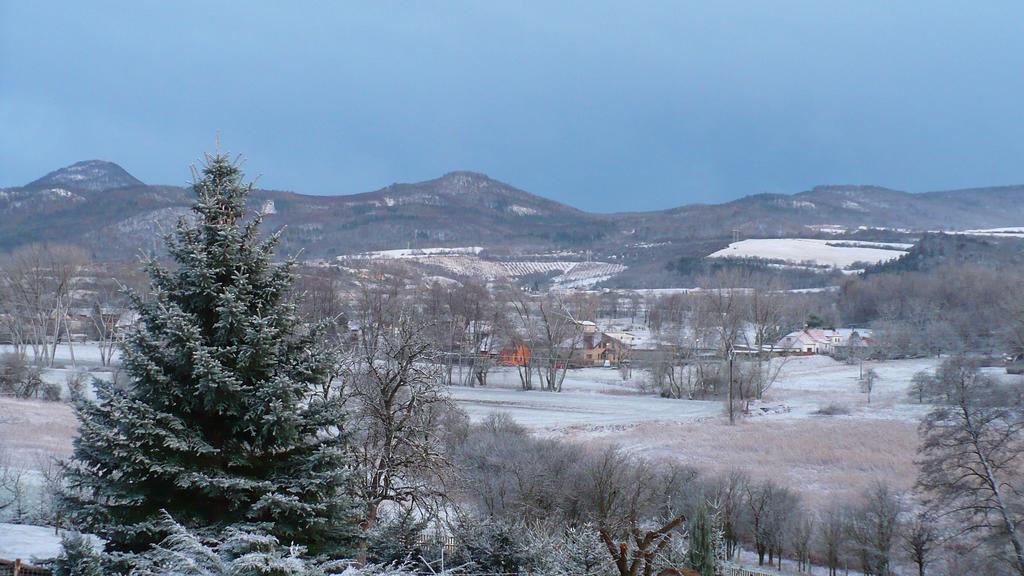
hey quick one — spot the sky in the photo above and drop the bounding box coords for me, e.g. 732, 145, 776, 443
3, 2, 1024, 211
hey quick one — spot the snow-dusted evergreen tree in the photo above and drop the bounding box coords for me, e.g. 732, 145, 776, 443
530, 524, 610, 576
453, 517, 535, 574
134, 513, 424, 576
61, 154, 357, 556
132, 512, 317, 576
51, 532, 103, 576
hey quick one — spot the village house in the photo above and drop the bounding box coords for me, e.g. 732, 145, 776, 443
579, 330, 634, 367
774, 328, 873, 356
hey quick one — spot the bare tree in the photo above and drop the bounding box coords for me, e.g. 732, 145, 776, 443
847, 482, 902, 576
580, 447, 692, 576
346, 287, 455, 565
85, 268, 133, 367
765, 488, 799, 570
0, 244, 86, 366
700, 272, 748, 424
908, 370, 932, 404
745, 277, 792, 400
790, 513, 814, 573
917, 357, 1024, 575
0, 445, 29, 522
745, 479, 795, 567
452, 413, 579, 522
901, 508, 938, 576
505, 288, 585, 392
714, 468, 749, 560
820, 506, 847, 576
860, 368, 879, 403
745, 479, 773, 566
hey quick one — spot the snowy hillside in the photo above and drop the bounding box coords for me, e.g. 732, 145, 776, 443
26, 160, 143, 192
955, 226, 1024, 238
338, 248, 627, 288
707, 238, 910, 270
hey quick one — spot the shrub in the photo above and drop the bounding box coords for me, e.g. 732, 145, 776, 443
0, 353, 28, 395
19, 367, 43, 398
41, 381, 63, 402
66, 370, 88, 399
814, 402, 852, 416
0, 354, 45, 398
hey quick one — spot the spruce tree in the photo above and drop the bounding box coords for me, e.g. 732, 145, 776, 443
51, 532, 103, 576
61, 154, 356, 556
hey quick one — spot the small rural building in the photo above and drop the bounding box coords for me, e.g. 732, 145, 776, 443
499, 344, 530, 366
580, 331, 633, 367
775, 328, 873, 356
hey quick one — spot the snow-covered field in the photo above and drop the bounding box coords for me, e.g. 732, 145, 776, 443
3, 350, 1000, 519
0, 523, 102, 562
453, 356, 966, 507
0, 523, 63, 562
0, 344, 120, 368
707, 238, 910, 269
954, 226, 1024, 238
451, 368, 719, 431
341, 246, 485, 259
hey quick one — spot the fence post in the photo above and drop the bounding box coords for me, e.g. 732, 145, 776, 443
14, 558, 21, 576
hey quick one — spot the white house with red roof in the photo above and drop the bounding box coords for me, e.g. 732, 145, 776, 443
775, 328, 873, 355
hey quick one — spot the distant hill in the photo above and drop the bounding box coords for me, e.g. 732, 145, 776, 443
4, 161, 1024, 267
26, 160, 144, 192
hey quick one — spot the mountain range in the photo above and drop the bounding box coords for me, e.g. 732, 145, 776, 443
3, 160, 1024, 263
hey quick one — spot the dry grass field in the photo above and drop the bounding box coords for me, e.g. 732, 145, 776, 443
458, 355, 948, 507
598, 417, 920, 509
0, 397, 76, 469
0, 354, 960, 510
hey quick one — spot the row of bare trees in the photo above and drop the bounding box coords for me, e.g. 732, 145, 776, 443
0, 244, 139, 368
839, 264, 1024, 358
0, 244, 86, 366
642, 271, 809, 423
447, 411, 963, 576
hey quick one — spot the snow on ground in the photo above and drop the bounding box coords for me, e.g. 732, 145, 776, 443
0, 523, 63, 561
455, 357, 941, 432
954, 226, 1024, 238
0, 344, 120, 367
336, 248, 627, 289
340, 246, 485, 259
451, 368, 719, 432
0, 523, 101, 562
0, 397, 76, 469
707, 238, 909, 269
0, 349, 969, 515
457, 356, 951, 507
0, 344, 116, 402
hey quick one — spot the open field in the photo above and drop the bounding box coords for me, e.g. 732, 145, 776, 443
3, 352, 1002, 514
956, 226, 1024, 237
707, 238, 910, 269
0, 398, 76, 469
453, 356, 960, 506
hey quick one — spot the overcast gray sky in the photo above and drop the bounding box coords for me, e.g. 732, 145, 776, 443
2, 2, 1023, 210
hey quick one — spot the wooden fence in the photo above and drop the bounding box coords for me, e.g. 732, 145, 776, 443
0, 559, 52, 576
